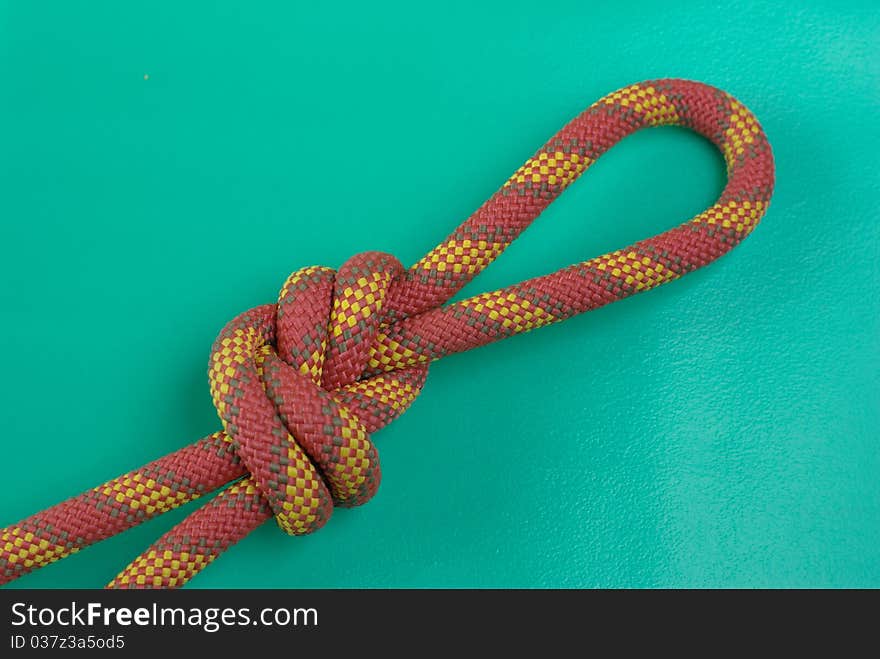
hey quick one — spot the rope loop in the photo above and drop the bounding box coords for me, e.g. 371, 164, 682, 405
0, 79, 775, 588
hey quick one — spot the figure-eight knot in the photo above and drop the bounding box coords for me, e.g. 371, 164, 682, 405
210, 251, 426, 534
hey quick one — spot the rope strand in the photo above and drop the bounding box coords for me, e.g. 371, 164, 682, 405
0, 79, 774, 588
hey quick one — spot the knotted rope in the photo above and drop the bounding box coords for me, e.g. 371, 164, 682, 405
0, 79, 774, 588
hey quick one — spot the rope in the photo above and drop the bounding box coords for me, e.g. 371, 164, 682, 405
0, 79, 774, 588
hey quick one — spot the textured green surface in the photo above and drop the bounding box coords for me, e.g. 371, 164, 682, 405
1, 1, 878, 588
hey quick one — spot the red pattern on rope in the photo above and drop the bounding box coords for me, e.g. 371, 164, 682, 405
0, 79, 774, 588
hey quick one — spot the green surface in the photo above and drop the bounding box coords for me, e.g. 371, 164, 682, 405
1, 1, 878, 589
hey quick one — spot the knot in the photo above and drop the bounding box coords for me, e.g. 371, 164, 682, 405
208, 251, 428, 535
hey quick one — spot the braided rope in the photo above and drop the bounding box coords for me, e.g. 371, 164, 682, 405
0, 79, 774, 588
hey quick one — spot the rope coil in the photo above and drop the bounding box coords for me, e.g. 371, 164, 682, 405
0, 79, 774, 588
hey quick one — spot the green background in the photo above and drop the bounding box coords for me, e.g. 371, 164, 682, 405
1, 1, 878, 588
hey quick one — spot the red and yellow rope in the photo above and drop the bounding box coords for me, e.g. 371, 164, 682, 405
0, 79, 774, 588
